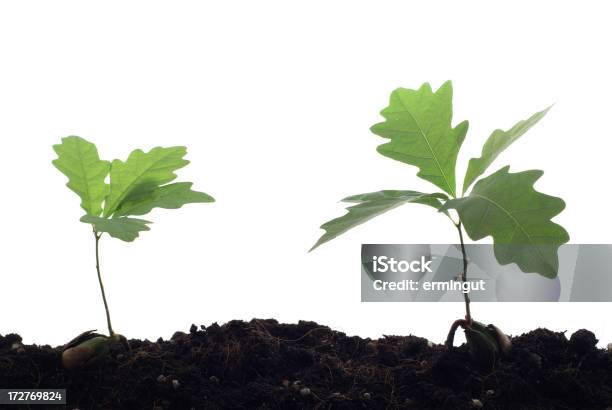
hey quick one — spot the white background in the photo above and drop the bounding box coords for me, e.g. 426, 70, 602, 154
0, 1, 610, 347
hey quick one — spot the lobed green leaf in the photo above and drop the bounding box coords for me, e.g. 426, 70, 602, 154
103, 146, 189, 217
462, 106, 551, 194
113, 182, 214, 217
371, 81, 468, 197
52, 136, 110, 216
443, 166, 569, 278
310, 190, 448, 251
80, 215, 152, 242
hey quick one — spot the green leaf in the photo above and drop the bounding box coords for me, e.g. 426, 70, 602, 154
371, 81, 468, 197
103, 146, 189, 217
462, 106, 551, 194
443, 166, 569, 278
310, 190, 448, 251
80, 215, 152, 242
113, 182, 215, 217
52, 136, 110, 216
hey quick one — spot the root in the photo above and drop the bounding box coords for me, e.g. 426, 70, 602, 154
445, 318, 469, 348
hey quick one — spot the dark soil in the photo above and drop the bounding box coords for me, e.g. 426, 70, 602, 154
1, 320, 612, 409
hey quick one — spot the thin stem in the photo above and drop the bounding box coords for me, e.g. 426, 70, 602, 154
445, 222, 473, 348
94, 232, 114, 337
455, 222, 472, 325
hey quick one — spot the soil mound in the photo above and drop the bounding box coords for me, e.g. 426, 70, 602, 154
1, 320, 611, 409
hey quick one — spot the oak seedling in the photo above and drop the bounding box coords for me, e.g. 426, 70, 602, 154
311, 81, 568, 365
53, 136, 214, 368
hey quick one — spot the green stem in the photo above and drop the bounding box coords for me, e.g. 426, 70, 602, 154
445, 221, 472, 347
94, 232, 114, 337
455, 222, 472, 325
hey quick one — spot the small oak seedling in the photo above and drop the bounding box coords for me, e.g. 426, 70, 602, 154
53, 136, 214, 369
311, 81, 568, 366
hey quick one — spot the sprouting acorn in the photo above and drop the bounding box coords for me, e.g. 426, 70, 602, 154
464, 321, 511, 368
62, 330, 128, 370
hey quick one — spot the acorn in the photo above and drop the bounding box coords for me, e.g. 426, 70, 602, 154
464, 321, 512, 368
488, 323, 512, 355
62, 330, 128, 370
